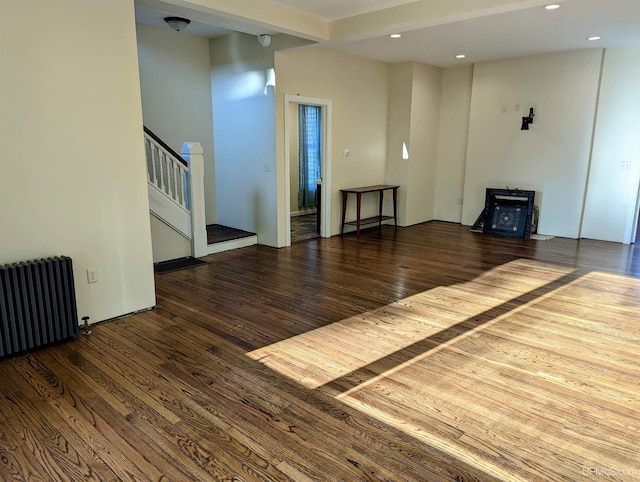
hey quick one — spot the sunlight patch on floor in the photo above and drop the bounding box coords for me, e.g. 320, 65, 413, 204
246, 259, 575, 389
331, 270, 640, 480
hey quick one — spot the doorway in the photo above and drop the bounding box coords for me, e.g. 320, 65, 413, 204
284, 95, 332, 246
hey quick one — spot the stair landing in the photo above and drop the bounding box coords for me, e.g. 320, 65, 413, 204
206, 224, 257, 254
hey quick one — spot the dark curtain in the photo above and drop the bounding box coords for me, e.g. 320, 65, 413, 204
298, 104, 322, 208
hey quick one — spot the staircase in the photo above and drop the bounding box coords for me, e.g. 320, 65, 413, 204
144, 127, 256, 258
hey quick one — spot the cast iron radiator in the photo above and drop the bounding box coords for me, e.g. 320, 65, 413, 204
0, 256, 80, 358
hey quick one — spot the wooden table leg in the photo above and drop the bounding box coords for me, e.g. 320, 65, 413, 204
378, 189, 384, 229
393, 187, 398, 228
341, 191, 348, 235
356, 193, 362, 237
316, 183, 322, 234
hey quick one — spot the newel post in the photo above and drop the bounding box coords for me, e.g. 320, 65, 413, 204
182, 142, 207, 258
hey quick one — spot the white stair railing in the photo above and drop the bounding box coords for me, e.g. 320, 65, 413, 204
144, 129, 189, 211
181, 142, 207, 258
143, 127, 206, 258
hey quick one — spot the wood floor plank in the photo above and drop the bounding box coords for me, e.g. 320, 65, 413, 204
1, 221, 639, 481
36, 347, 208, 482
8, 355, 167, 482
120, 298, 484, 481
0, 362, 118, 481
126, 310, 443, 481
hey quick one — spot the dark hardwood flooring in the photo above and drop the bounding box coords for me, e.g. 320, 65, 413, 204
1, 222, 639, 481
207, 224, 255, 245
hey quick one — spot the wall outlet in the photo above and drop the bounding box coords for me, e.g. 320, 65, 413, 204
87, 268, 98, 283
620, 161, 631, 170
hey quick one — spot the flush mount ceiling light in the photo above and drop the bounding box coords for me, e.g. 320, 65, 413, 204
164, 16, 190, 32
390, 34, 402, 38
544, 4, 560, 9
588, 36, 601, 41
456, 54, 466, 59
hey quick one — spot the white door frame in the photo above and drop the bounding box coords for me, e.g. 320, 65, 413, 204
624, 180, 640, 243
284, 94, 332, 246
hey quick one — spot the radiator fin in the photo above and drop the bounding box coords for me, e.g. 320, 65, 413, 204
0, 256, 79, 358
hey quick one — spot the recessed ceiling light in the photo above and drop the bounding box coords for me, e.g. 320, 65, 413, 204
390, 34, 402, 38
588, 36, 601, 41
456, 54, 466, 59
544, 4, 560, 9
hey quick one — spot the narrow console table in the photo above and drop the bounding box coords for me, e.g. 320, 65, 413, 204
340, 184, 399, 236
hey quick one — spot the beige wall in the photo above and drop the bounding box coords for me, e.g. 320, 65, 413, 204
385, 63, 413, 226
386, 62, 443, 227
406, 62, 442, 226
444, 48, 640, 242
0, 0, 156, 323
277, 46, 640, 243
434, 65, 474, 223
462, 50, 603, 238
149, 215, 191, 263
275, 48, 390, 236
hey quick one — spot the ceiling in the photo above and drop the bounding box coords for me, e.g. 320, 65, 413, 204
267, 0, 420, 21
134, 0, 640, 68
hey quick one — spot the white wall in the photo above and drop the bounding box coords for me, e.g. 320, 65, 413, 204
581, 47, 640, 243
136, 24, 216, 225
275, 48, 390, 238
210, 32, 278, 246
0, 0, 156, 323
434, 65, 473, 223
462, 50, 603, 238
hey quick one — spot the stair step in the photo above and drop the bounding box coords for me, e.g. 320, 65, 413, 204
206, 224, 255, 245
206, 235, 257, 255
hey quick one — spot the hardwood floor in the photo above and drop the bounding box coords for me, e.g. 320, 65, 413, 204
1, 222, 639, 481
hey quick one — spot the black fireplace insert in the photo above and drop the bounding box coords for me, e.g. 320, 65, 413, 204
482, 188, 535, 239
